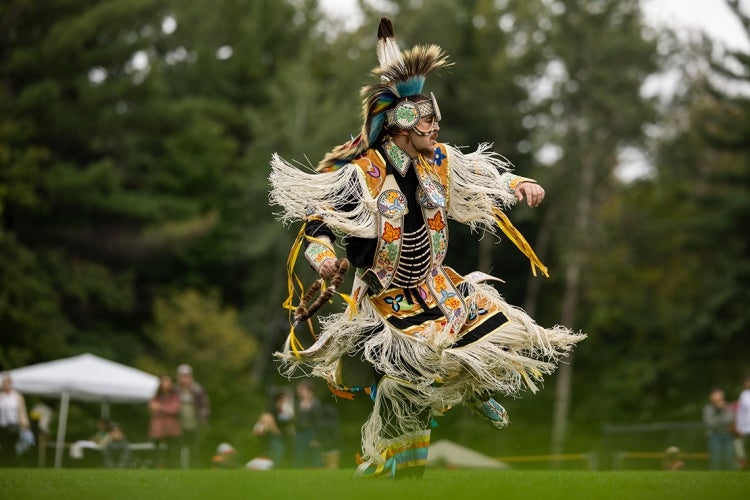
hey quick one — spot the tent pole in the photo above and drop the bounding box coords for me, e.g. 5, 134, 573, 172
54, 392, 70, 469
101, 402, 110, 420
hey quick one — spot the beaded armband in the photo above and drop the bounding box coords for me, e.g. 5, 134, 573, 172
304, 236, 337, 272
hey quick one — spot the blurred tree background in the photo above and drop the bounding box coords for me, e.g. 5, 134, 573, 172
1, 0, 748, 467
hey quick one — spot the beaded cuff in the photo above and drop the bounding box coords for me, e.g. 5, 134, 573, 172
505, 175, 537, 193
304, 238, 337, 272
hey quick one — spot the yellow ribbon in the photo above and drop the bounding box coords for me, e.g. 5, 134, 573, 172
283, 225, 307, 358
492, 207, 549, 277
283, 224, 307, 314
283, 222, 357, 359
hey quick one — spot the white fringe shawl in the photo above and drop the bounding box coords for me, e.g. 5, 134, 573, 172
270, 143, 522, 240
268, 154, 378, 239
445, 143, 519, 233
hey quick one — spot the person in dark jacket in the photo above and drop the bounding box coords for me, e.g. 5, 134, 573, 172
176, 364, 210, 468
703, 387, 736, 470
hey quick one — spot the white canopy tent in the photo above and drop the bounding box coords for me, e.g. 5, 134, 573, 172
6, 353, 159, 468
427, 440, 509, 469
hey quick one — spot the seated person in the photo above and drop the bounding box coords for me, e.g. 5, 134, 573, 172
69, 418, 111, 460
212, 442, 239, 469
91, 418, 111, 445
102, 423, 131, 469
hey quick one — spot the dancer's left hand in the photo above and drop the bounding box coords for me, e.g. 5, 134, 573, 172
515, 182, 545, 207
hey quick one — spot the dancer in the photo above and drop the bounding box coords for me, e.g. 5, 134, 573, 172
269, 17, 584, 479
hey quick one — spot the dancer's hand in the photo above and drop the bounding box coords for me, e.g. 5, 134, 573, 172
319, 258, 339, 280
515, 181, 545, 207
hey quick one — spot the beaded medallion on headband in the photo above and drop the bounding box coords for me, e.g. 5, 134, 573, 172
385, 93, 441, 130
317, 18, 451, 172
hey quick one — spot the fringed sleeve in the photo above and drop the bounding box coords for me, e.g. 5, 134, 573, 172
445, 143, 521, 233
269, 154, 378, 239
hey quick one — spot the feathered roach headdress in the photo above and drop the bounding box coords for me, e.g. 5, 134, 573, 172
317, 17, 451, 172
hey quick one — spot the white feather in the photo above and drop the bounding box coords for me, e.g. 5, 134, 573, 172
377, 37, 404, 73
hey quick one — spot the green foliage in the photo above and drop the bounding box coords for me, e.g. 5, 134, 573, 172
0, 234, 71, 368
140, 288, 256, 386
137, 287, 263, 448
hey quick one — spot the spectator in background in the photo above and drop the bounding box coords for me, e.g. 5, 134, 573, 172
729, 397, 746, 470
703, 387, 736, 470
102, 422, 131, 469
319, 400, 343, 469
29, 402, 53, 439
70, 417, 112, 464
0, 374, 30, 467
272, 389, 295, 433
91, 418, 111, 445
736, 374, 750, 470
149, 375, 182, 468
176, 364, 210, 468
293, 382, 323, 468
268, 389, 295, 468
29, 401, 53, 467
663, 446, 685, 471
250, 389, 296, 469
211, 442, 239, 469
252, 410, 283, 468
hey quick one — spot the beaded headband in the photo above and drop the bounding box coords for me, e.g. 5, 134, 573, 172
385, 93, 441, 130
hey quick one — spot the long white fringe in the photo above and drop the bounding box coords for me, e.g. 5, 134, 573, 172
268, 154, 378, 239
275, 277, 585, 465
270, 144, 585, 466
360, 377, 433, 463
446, 143, 519, 233
271, 144, 524, 239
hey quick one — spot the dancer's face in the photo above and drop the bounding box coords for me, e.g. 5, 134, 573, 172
407, 115, 439, 157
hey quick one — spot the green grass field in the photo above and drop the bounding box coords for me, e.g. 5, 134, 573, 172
1, 469, 748, 500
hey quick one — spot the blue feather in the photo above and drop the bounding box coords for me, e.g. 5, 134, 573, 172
369, 113, 385, 144
395, 76, 425, 98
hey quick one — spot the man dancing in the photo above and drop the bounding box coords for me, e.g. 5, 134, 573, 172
269, 17, 584, 479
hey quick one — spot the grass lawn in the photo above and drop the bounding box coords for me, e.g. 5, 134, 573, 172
1, 469, 748, 500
